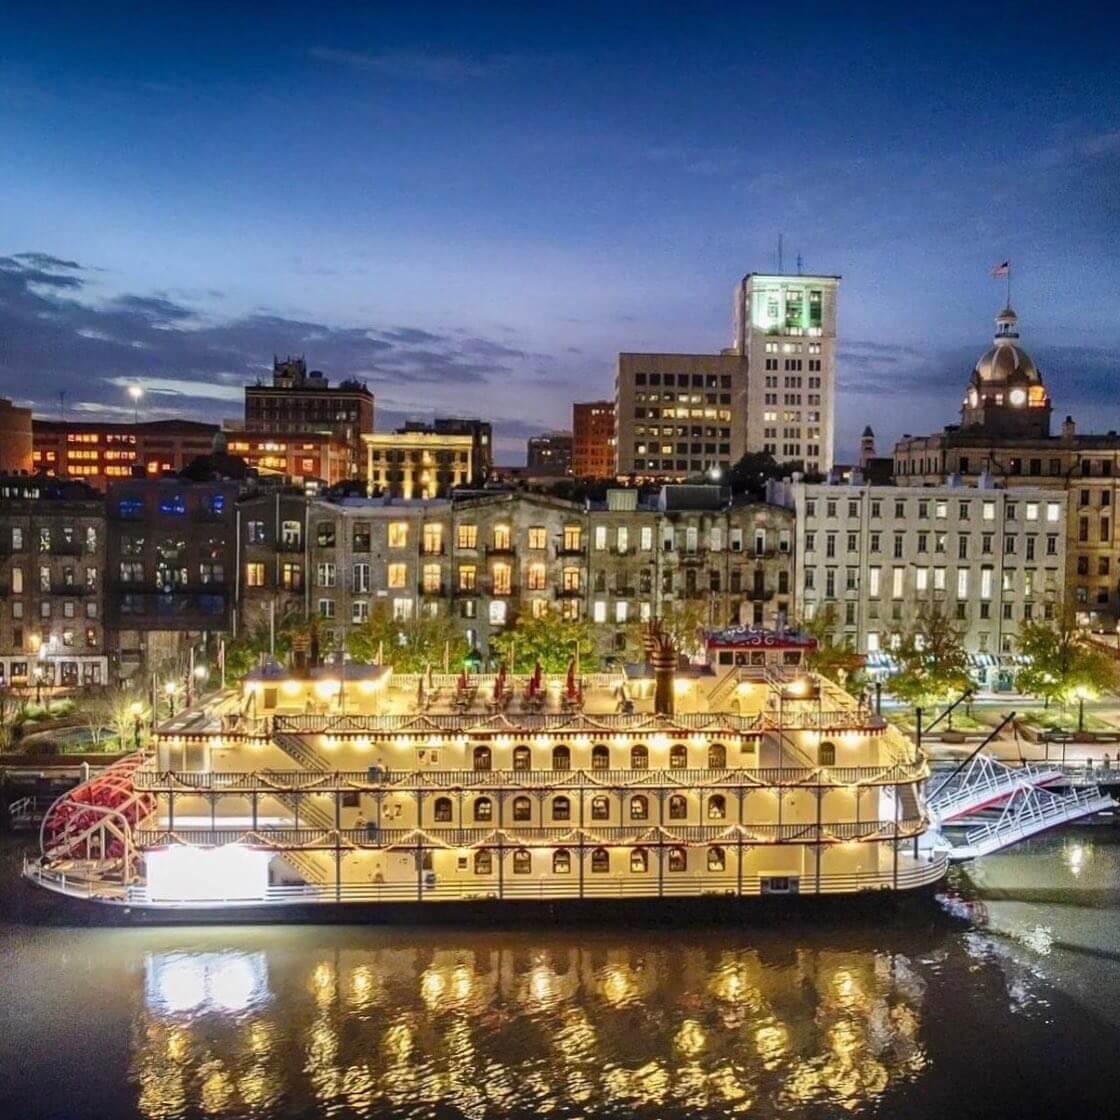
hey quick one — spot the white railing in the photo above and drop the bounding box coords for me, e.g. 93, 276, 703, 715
24, 851, 947, 908
928, 755, 1062, 822
957, 785, 1114, 859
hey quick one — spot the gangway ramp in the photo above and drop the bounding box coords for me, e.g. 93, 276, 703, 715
945, 783, 1114, 861
928, 755, 1062, 823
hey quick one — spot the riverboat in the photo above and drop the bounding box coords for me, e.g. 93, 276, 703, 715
23, 626, 946, 914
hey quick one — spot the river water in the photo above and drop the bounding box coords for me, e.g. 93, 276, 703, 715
3, 829, 1119, 1120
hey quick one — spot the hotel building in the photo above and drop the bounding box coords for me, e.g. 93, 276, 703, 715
732, 273, 840, 474
363, 430, 474, 499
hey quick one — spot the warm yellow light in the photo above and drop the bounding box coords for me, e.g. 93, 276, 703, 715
673, 678, 692, 696
281, 680, 302, 696
164, 680, 177, 697
129, 701, 143, 716
736, 681, 752, 695
314, 679, 340, 699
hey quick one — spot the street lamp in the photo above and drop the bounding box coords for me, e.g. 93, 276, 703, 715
128, 382, 143, 424
164, 679, 178, 717
129, 699, 144, 750
1074, 685, 1094, 734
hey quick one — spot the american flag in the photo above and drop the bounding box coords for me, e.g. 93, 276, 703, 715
990, 260, 1010, 278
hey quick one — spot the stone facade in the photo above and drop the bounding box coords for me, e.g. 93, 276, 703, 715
0, 476, 108, 688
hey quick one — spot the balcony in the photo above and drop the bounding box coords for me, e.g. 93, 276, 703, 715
554, 586, 582, 599
554, 544, 586, 557
485, 544, 516, 557
418, 582, 446, 597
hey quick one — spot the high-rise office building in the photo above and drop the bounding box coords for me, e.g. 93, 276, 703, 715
732, 273, 840, 473
526, 431, 574, 476
572, 400, 616, 477
244, 357, 374, 445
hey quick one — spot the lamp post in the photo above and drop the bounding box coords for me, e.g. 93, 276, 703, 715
130, 700, 143, 750
128, 382, 143, 425
164, 679, 177, 717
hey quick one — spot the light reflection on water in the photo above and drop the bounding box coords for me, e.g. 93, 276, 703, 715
5, 828, 1120, 1119
129, 939, 930, 1118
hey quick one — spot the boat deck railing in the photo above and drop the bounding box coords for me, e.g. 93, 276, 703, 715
23, 851, 948, 907
133, 760, 928, 793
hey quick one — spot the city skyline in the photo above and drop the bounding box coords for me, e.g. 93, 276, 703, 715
1, 3, 1118, 463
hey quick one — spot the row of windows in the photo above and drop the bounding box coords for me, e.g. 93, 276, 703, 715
806, 497, 1062, 522
464, 846, 730, 875
431, 792, 740, 823
466, 743, 732, 771
806, 531, 1061, 560
631, 373, 734, 388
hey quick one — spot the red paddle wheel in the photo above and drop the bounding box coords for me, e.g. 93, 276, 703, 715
41, 752, 156, 863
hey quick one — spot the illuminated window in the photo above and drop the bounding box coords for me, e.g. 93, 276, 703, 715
707, 846, 726, 872
458, 565, 476, 591
492, 563, 512, 595
630, 744, 648, 770
630, 848, 649, 873
457, 524, 477, 550
387, 563, 406, 589
553, 849, 571, 874
245, 562, 265, 588
474, 850, 492, 874
388, 522, 408, 549
423, 524, 443, 554
528, 526, 546, 550
527, 563, 546, 591
629, 795, 649, 821
668, 847, 687, 872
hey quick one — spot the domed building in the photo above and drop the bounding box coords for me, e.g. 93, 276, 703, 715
959, 307, 1051, 437
893, 299, 1120, 630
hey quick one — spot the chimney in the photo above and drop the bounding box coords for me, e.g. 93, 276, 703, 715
644, 620, 678, 716
1062, 416, 1077, 441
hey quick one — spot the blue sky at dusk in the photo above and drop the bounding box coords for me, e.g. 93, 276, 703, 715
1, 2, 1118, 463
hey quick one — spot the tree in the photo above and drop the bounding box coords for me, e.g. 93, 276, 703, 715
886, 603, 971, 710
728, 451, 823, 499
81, 684, 150, 751
0, 691, 30, 752
223, 609, 308, 682
798, 605, 864, 685
347, 603, 470, 673
489, 610, 600, 673
1016, 603, 1117, 709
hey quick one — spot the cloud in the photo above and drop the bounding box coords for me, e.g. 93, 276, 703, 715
0, 251, 535, 423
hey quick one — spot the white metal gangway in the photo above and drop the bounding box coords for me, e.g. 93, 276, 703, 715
927, 754, 1062, 823
944, 782, 1115, 861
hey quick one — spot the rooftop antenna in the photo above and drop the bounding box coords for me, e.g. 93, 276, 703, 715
778, 233, 784, 274
796, 253, 803, 276
59, 390, 66, 422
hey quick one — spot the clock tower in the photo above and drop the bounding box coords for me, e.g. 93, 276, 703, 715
959, 305, 1051, 438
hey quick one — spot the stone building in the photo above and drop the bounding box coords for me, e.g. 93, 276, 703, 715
244, 357, 374, 445
0, 475, 108, 689
363, 430, 473, 499
235, 488, 310, 636
572, 400, 615, 478
894, 304, 1120, 627
288, 487, 794, 663
772, 475, 1068, 689
0, 398, 33, 475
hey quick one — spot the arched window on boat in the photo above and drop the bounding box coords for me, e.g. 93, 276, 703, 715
474, 796, 493, 823
512, 796, 532, 822
668, 794, 687, 820
668, 846, 687, 872
629, 794, 649, 821
553, 848, 571, 874
552, 795, 571, 822
474, 850, 493, 875
473, 745, 492, 771
708, 743, 727, 769
592, 744, 610, 771
818, 741, 836, 767
512, 848, 532, 874
591, 795, 610, 821
707, 845, 726, 872
513, 745, 531, 771
590, 847, 610, 873
630, 744, 649, 770
552, 744, 571, 771
630, 847, 649, 873
707, 794, 727, 820
434, 796, 453, 823
669, 744, 688, 769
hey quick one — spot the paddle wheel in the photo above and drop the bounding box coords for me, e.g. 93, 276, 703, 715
40, 752, 156, 874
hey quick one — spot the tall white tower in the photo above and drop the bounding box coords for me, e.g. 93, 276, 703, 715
732, 273, 840, 473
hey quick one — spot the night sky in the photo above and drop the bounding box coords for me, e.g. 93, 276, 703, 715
1, 2, 1118, 463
